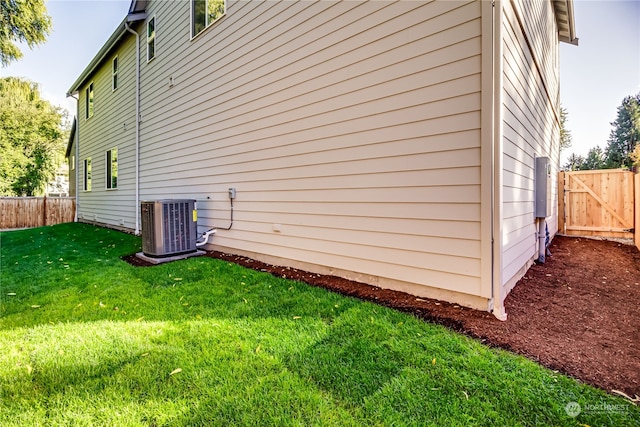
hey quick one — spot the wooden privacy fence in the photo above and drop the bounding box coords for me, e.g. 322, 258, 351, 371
558, 169, 636, 245
0, 197, 76, 230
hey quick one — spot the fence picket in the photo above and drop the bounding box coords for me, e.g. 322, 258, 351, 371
560, 169, 635, 240
0, 197, 76, 230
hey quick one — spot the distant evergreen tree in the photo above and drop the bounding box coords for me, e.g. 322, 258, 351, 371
563, 153, 584, 171
604, 93, 640, 169
580, 146, 606, 170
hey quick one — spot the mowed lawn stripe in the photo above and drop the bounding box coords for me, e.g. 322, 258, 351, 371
1, 223, 637, 426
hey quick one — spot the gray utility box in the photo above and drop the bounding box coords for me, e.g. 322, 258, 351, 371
534, 157, 552, 218
141, 199, 197, 257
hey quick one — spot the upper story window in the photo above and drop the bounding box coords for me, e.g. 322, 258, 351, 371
147, 17, 156, 61
192, 0, 225, 38
85, 82, 94, 119
106, 147, 118, 189
112, 56, 118, 91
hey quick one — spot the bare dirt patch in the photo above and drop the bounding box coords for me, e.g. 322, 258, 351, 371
124, 235, 640, 397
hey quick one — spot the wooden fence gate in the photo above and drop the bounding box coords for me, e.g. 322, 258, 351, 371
558, 169, 636, 242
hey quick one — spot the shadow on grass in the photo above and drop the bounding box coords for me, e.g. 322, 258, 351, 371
1, 224, 639, 426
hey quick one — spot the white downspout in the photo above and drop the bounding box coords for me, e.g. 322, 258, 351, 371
71, 95, 79, 222
125, 22, 141, 235
492, 0, 507, 321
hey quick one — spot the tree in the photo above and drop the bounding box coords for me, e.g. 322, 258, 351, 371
631, 144, 640, 169
562, 146, 607, 171
0, 0, 51, 67
559, 106, 572, 151
581, 146, 606, 170
604, 93, 640, 169
563, 153, 584, 171
0, 77, 67, 196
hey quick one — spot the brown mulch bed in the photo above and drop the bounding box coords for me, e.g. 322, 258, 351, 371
124, 235, 640, 397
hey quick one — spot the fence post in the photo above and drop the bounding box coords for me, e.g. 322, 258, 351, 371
557, 172, 565, 235
633, 172, 640, 250
42, 196, 47, 226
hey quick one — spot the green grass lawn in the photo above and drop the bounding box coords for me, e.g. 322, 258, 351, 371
1, 223, 638, 426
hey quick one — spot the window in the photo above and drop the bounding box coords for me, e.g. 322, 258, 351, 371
85, 82, 94, 119
192, 0, 225, 38
83, 158, 92, 191
106, 148, 118, 189
112, 56, 118, 90
147, 17, 155, 61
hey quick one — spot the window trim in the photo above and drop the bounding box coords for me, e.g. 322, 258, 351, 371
147, 16, 156, 62
112, 56, 118, 91
106, 147, 118, 190
85, 82, 94, 119
190, 0, 226, 40
83, 158, 92, 192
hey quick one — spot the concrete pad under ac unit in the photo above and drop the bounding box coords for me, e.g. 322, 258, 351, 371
135, 250, 206, 265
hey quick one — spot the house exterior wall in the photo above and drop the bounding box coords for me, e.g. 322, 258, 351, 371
132, 0, 487, 305
500, 0, 561, 292
77, 36, 138, 228
71, 0, 568, 311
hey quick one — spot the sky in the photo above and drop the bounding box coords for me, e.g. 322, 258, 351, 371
1, 0, 639, 165
0, 0, 131, 114
559, 0, 640, 163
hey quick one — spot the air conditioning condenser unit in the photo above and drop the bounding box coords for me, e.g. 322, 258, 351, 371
140, 199, 197, 257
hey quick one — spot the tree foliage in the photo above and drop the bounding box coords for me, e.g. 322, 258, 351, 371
562, 94, 640, 171
0, 77, 67, 196
604, 93, 640, 169
0, 0, 51, 67
562, 146, 605, 171
631, 144, 640, 168
563, 153, 584, 171
582, 146, 606, 170
559, 106, 572, 151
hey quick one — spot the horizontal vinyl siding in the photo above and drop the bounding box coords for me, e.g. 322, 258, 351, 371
137, 0, 484, 298
77, 36, 138, 229
501, 0, 560, 285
